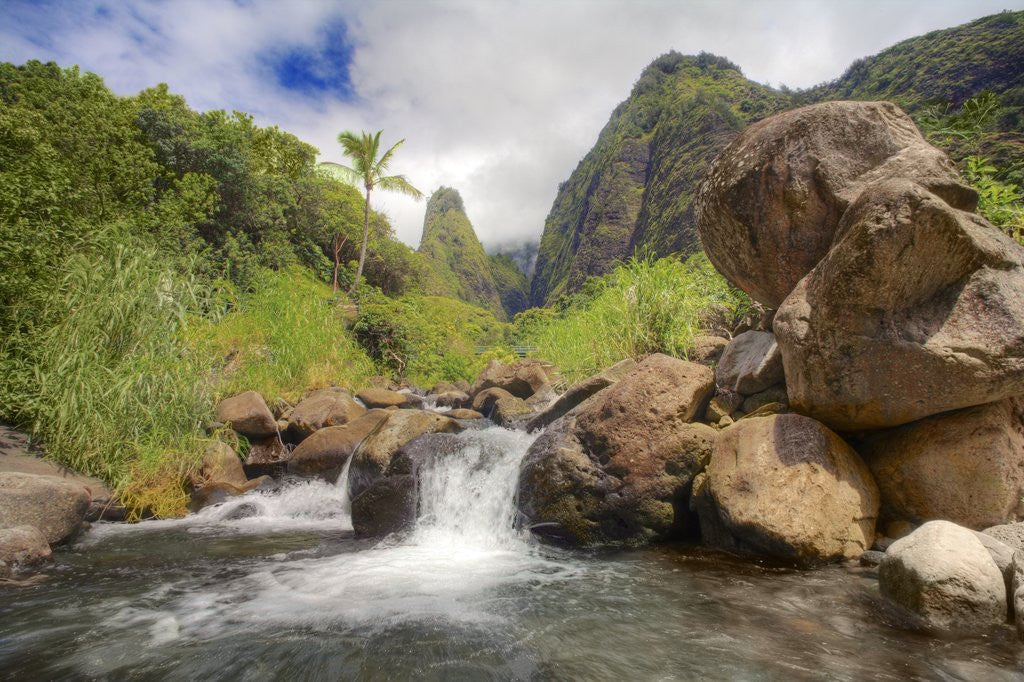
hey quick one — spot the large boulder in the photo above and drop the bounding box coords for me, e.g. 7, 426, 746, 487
472, 387, 516, 414
356, 388, 411, 409
984, 522, 1024, 553
491, 396, 533, 428
0, 472, 90, 545
348, 411, 462, 499
198, 442, 248, 488
286, 387, 365, 442
714, 331, 785, 396
215, 391, 278, 440
527, 358, 637, 432
774, 178, 1024, 430
696, 100, 976, 307
860, 398, 1024, 530
694, 414, 879, 564
0, 526, 51, 577
433, 391, 470, 409
517, 354, 717, 547
880, 520, 1006, 631
688, 335, 729, 367
287, 409, 391, 481
471, 359, 557, 399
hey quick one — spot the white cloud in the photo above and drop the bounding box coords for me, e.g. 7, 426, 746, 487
2, 0, 1021, 249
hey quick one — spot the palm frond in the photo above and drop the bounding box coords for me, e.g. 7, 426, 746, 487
376, 138, 406, 175
377, 174, 424, 200
317, 161, 362, 187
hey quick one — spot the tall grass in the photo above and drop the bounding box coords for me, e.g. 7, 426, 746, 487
523, 253, 749, 383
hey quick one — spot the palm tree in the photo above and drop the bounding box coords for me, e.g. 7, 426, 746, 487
320, 130, 423, 291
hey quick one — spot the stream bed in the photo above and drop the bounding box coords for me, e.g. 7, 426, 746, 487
2, 427, 1023, 680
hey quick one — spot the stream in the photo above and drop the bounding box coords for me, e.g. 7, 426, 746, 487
2, 426, 1023, 680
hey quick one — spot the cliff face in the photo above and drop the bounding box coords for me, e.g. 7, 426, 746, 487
532, 10, 1024, 307
417, 187, 530, 319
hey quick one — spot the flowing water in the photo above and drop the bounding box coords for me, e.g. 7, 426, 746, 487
2, 426, 1023, 680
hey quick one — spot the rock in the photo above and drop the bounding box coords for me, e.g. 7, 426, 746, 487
286, 387, 365, 442
454, 379, 471, 393
714, 331, 785, 396
1013, 552, 1024, 639
433, 391, 470, 409
368, 375, 399, 390
741, 385, 788, 414
0, 472, 90, 545
188, 476, 272, 513
695, 414, 879, 564
215, 391, 278, 440
517, 355, 716, 547
269, 397, 293, 420
472, 387, 516, 415
527, 358, 637, 432
716, 415, 734, 428
0, 526, 51, 577
199, 442, 247, 488
287, 410, 391, 481
429, 381, 459, 396
491, 396, 533, 427
242, 436, 289, 478
348, 411, 462, 499
704, 392, 742, 424
775, 178, 1024, 430
471, 359, 557, 399
525, 383, 558, 409
983, 522, 1024, 553
696, 100, 976, 307
736, 402, 786, 420
860, 398, 1024, 530
973, 531, 1016, 598
880, 520, 1006, 631
860, 550, 885, 567
689, 335, 730, 366
448, 408, 484, 420
356, 388, 410, 409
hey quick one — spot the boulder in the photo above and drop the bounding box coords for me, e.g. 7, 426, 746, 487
287, 409, 391, 481
471, 359, 557, 399
448, 408, 484, 420
1013, 552, 1024, 639
215, 391, 278, 440
527, 358, 637, 432
696, 100, 976, 307
356, 388, 410, 409
199, 442, 247, 488
348, 411, 462, 499
774, 178, 1024, 430
491, 396, 533, 428
715, 331, 785, 396
0, 526, 51, 577
472, 387, 516, 414
741, 385, 788, 414
694, 414, 879, 564
242, 436, 289, 478
0, 472, 90, 545
880, 520, 1006, 631
689, 335, 729, 367
188, 476, 273, 513
973, 531, 1016, 597
983, 522, 1024, 553
517, 355, 716, 546
286, 387, 365, 442
525, 383, 558, 409
433, 391, 470, 409
860, 398, 1024, 530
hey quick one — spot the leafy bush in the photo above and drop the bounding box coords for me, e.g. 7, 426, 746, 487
522, 253, 749, 383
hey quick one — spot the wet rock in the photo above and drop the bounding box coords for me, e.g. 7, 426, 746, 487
348, 411, 462, 499
287, 409, 390, 481
880, 520, 1006, 631
433, 391, 470, 409
860, 550, 885, 568
472, 387, 516, 415
0, 472, 90, 545
527, 358, 637, 432
695, 414, 879, 565
775, 179, 1024, 430
286, 387, 365, 442
518, 355, 716, 547
696, 100, 975, 307
689, 335, 729, 367
491, 396, 533, 428
356, 388, 410, 409
448, 408, 484, 420
715, 331, 785, 396
0, 526, 51, 577
860, 398, 1024, 530
188, 476, 272, 512
471, 359, 557, 400
199, 442, 247, 488
242, 436, 289, 479
215, 391, 278, 440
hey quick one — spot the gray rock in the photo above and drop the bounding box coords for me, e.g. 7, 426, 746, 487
983, 522, 1024, 552
715, 331, 785, 396
880, 520, 1006, 631
741, 385, 788, 414
0, 472, 90, 545
0, 525, 51, 577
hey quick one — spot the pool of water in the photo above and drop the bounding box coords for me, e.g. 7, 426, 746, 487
2, 427, 1022, 680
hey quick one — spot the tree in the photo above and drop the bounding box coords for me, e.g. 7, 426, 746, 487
319, 130, 423, 291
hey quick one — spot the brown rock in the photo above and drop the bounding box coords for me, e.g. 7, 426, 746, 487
0, 526, 51, 577
0, 472, 90, 545
696, 100, 976, 307
356, 388, 410, 409
741, 385, 788, 414
860, 398, 1024, 530
215, 391, 278, 440
527, 358, 637, 432
715, 331, 785, 396
472, 387, 516, 414
775, 179, 1024, 430
448, 408, 484, 420
287, 387, 365, 442
696, 414, 879, 564
471, 359, 558, 399
199, 442, 247, 488
188, 476, 272, 513
287, 409, 391, 481
491, 396, 533, 427
433, 391, 470, 409
689, 335, 729, 366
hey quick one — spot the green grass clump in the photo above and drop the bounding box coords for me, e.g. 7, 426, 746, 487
188, 267, 376, 403
521, 252, 749, 383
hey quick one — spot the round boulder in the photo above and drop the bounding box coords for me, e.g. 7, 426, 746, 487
286, 387, 365, 442
356, 388, 410, 409
215, 391, 278, 440
0, 525, 51, 577
0, 472, 90, 545
287, 409, 391, 481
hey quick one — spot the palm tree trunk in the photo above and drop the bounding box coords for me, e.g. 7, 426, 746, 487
352, 187, 372, 292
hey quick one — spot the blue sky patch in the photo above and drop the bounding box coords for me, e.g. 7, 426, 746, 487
262, 19, 355, 101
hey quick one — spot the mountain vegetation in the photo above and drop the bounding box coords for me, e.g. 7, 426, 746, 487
531, 10, 1024, 306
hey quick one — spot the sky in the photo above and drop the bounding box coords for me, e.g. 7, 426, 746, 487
3, 0, 1022, 252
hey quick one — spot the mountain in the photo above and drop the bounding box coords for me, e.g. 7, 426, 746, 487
416, 186, 531, 320
531, 10, 1024, 307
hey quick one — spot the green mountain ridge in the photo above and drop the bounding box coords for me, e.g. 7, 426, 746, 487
530, 10, 1024, 307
